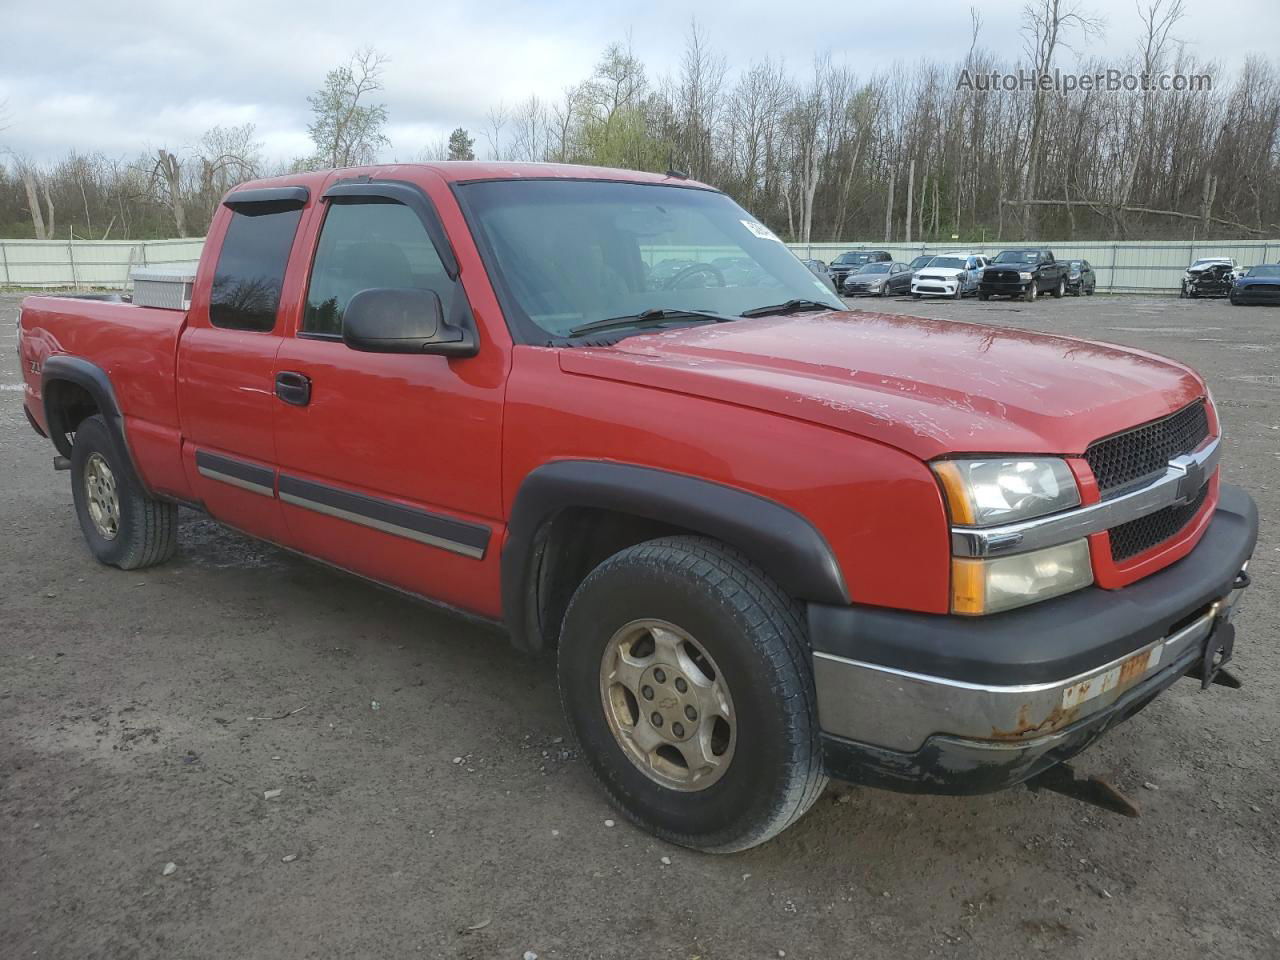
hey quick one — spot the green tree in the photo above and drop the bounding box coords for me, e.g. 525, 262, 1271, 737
447, 127, 475, 161
306, 48, 390, 169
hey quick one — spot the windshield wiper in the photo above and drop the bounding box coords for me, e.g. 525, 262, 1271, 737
739, 299, 838, 318
566, 308, 739, 338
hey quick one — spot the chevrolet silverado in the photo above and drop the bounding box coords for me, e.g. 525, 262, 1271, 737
16, 163, 1257, 851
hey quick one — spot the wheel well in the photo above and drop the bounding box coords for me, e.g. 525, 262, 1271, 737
527, 507, 697, 652
43, 379, 100, 455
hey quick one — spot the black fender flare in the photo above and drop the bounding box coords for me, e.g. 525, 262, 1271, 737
41, 355, 148, 492
502, 460, 850, 648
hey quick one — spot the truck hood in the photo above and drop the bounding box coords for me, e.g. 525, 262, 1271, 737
558, 310, 1205, 460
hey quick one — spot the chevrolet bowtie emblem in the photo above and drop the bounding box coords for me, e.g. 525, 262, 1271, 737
1170, 454, 1205, 506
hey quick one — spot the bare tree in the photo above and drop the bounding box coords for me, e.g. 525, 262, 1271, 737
1018, 0, 1105, 237
13, 156, 54, 240
484, 103, 510, 161
150, 148, 187, 237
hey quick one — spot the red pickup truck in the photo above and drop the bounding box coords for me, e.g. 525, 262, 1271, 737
17, 163, 1257, 851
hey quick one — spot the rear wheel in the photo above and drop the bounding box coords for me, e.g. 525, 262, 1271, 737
978, 290, 989, 301
558, 536, 827, 852
1051, 278, 1065, 298
71, 415, 177, 570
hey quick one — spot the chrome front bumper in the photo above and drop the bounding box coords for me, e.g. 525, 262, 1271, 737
813, 576, 1246, 755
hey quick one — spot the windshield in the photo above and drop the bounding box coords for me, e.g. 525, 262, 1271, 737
856, 263, 891, 274
994, 250, 1039, 264
460, 179, 841, 339
1247, 265, 1280, 277
835, 252, 874, 265
908, 256, 934, 269
924, 257, 965, 269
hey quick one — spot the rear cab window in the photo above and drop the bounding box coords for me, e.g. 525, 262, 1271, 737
209, 203, 304, 332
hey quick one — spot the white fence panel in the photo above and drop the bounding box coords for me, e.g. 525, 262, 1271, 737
3, 235, 1277, 295
0, 238, 205, 289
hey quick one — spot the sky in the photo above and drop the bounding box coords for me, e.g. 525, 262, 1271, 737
2, 0, 1277, 165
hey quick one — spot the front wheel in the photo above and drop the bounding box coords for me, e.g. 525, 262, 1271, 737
71, 415, 177, 570
1024, 281, 1038, 302
558, 536, 827, 853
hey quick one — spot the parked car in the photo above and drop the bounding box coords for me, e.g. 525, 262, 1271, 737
1229, 264, 1280, 305
1065, 259, 1097, 296
801, 258, 839, 294
907, 254, 936, 273
1180, 258, 1240, 298
843, 261, 912, 297
1185, 262, 1236, 299
829, 249, 892, 289
979, 248, 1071, 301
911, 253, 988, 299
16, 162, 1256, 852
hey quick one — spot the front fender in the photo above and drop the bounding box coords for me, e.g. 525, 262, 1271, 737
502, 460, 851, 648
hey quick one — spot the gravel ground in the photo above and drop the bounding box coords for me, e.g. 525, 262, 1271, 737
1, 291, 1276, 960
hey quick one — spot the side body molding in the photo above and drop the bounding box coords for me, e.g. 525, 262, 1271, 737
41, 355, 148, 490
502, 460, 850, 649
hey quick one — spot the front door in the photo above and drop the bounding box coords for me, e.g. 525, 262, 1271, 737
271, 177, 505, 618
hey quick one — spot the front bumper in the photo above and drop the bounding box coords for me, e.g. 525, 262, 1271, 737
811, 484, 1258, 793
912, 278, 961, 297
980, 280, 1031, 295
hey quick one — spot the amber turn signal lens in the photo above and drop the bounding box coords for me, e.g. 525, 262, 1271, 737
932, 460, 976, 525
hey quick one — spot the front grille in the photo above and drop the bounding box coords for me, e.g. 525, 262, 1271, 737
1108, 482, 1209, 562
1085, 401, 1209, 496
987, 270, 1020, 282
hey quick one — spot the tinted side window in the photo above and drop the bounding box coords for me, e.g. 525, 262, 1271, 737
303, 200, 448, 337
209, 206, 303, 332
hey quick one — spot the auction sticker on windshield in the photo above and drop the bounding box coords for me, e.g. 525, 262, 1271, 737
741, 219, 782, 242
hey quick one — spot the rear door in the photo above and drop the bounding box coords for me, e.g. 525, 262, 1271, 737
176, 187, 312, 542
271, 176, 505, 617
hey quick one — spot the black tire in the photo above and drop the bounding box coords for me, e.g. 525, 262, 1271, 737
1051, 278, 1065, 298
1085, 285, 1095, 296
978, 291, 989, 301
911, 292, 921, 299
1023, 281, 1038, 302
952, 283, 963, 300
558, 536, 827, 853
70, 414, 177, 570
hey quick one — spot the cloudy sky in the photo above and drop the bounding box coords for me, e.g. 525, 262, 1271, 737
2, 0, 1277, 164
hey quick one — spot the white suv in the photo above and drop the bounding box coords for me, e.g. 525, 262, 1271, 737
911, 253, 988, 299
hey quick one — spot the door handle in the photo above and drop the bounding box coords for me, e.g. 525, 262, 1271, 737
275, 371, 311, 406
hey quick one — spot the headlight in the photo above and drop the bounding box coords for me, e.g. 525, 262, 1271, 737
1018, 271, 1033, 281
932, 458, 1081, 526
952, 539, 1093, 614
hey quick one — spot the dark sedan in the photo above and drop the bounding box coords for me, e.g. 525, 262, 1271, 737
1230, 264, 1280, 305
1065, 259, 1097, 296
843, 261, 912, 297
801, 258, 839, 294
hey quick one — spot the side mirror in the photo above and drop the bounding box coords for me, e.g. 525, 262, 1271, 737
342, 288, 477, 356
